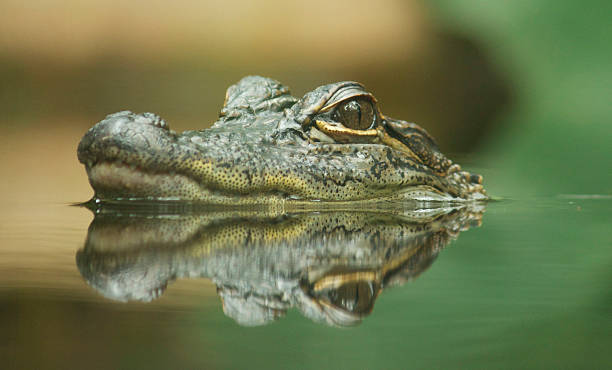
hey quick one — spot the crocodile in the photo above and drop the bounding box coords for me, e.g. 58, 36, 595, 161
77, 76, 487, 203
76, 204, 484, 326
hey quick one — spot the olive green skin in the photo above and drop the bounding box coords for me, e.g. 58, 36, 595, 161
77, 76, 486, 203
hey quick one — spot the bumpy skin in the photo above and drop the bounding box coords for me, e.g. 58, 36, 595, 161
76, 205, 484, 326
77, 76, 486, 203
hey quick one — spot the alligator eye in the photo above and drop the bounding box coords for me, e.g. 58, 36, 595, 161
333, 98, 375, 130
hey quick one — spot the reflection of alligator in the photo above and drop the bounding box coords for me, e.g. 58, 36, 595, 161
77, 76, 486, 203
76, 203, 484, 327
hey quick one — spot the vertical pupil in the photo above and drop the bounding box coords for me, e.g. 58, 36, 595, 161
341, 101, 361, 128
335, 99, 375, 130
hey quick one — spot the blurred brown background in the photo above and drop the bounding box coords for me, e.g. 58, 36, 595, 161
0, 0, 509, 150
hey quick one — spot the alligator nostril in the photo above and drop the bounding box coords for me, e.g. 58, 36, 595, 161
136, 112, 169, 130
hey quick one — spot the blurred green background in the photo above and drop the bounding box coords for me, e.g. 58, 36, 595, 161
1, 0, 610, 369
430, 0, 612, 197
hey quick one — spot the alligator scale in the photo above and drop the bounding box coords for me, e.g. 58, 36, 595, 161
78, 76, 487, 203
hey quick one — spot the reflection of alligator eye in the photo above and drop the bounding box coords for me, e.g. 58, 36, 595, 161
318, 281, 379, 314
333, 98, 375, 130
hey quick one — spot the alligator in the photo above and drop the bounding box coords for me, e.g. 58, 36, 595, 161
77, 76, 487, 204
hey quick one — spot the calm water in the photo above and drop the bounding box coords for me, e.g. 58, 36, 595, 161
1, 124, 611, 369
2, 199, 611, 368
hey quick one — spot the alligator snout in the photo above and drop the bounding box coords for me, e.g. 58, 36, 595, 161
77, 111, 175, 168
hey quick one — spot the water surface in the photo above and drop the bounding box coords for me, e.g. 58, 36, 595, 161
1, 123, 611, 369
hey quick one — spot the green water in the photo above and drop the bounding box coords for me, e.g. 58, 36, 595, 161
2, 195, 610, 369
